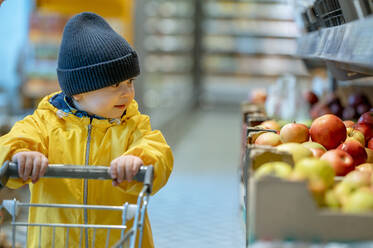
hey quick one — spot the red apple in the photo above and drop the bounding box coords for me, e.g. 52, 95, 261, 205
320, 149, 355, 176
254, 132, 282, 147
358, 111, 373, 126
337, 140, 367, 166
280, 123, 309, 143
309, 148, 326, 158
368, 138, 373, 150
354, 123, 373, 143
343, 120, 355, 128
260, 120, 281, 132
310, 114, 347, 150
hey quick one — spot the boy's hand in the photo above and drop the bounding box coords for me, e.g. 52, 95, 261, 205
12, 151, 49, 183
110, 155, 143, 186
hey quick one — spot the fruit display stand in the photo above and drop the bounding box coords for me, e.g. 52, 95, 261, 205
244, 145, 373, 247
249, 176, 373, 243
240, 111, 373, 246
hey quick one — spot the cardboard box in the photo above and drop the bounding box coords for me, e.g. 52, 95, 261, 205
246, 148, 373, 244
243, 145, 294, 246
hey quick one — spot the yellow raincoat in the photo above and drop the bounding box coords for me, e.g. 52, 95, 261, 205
0, 92, 173, 247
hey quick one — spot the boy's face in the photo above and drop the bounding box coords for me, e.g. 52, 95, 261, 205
73, 79, 135, 119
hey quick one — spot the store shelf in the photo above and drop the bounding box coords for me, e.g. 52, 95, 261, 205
203, 55, 309, 77
203, 2, 294, 21
203, 20, 299, 39
203, 36, 297, 56
203, 50, 296, 58
212, 0, 288, 4
297, 16, 373, 77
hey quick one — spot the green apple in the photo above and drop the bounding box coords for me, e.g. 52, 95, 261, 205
277, 143, 313, 163
302, 141, 327, 152
346, 128, 365, 147
343, 187, 373, 213
334, 182, 356, 205
254, 162, 292, 179
294, 157, 335, 189
343, 170, 371, 189
325, 189, 341, 209
355, 163, 373, 177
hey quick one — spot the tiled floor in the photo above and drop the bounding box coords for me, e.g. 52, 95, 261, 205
149, 107, 245, 247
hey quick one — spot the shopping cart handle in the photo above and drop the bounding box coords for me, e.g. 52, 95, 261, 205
0, 161, 153, 192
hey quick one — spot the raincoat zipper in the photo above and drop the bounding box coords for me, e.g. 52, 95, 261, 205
84, 119, 92, 248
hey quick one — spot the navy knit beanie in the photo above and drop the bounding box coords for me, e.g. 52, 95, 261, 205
57, 12, 140, 96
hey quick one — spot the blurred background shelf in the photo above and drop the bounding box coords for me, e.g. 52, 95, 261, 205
297, 16, 373, 78
203, 1, 294, 21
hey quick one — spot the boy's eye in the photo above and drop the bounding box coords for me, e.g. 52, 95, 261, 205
128, 79, 134, 85
112, 83, 120, 88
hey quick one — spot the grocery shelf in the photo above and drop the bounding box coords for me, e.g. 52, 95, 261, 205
204, 33, 298, 40
145, 50, 192, 55
297, 16, 373, 77
211, 0, 288, 4
203, 20, 299, 39
204, 50, 297, 58
204, 16, 294, 22
203, 2, 294, 21
204, 71, 309, 78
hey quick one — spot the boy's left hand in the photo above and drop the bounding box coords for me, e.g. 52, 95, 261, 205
109, 155, 143, 186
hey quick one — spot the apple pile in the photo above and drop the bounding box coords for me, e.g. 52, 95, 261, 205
255, 157, 335, 207
253, 112, 373, 177
252, 111, 373, 212
325, 164, 373, 213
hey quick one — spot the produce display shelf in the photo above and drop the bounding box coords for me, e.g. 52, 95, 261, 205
297, 16, 373, 76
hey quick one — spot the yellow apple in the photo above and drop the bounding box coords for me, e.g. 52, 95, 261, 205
277, 143, 313, 163
346, 127, 365, 147
343, 187, 373, 213
254, 161, 292, 179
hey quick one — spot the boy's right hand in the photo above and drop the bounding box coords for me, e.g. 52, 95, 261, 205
11, 151, 48, 183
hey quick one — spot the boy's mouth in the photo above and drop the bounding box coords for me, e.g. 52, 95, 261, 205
114, 104, 126, 109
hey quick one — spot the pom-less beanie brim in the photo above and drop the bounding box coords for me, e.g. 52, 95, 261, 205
57, 52, 139, 96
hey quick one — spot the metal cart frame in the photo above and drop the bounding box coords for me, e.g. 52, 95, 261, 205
0, 161, 154, 248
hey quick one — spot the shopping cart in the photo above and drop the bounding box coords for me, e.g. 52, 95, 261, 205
0, 161, 154, 248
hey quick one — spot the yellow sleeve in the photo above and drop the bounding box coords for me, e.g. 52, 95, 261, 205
0, 110, 48, 189
119, 115, 174, 195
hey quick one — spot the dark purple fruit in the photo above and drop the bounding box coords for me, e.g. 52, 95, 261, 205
357, 103, 371, 116
343, 106, 358, 120
348, 93, 370, 108
330, 103, 344, 118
